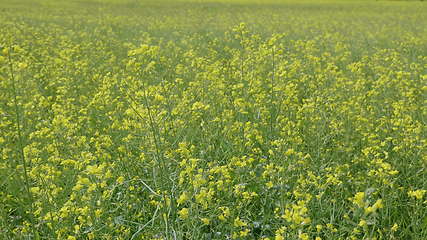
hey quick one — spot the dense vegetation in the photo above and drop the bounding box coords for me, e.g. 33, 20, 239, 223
1, 0, 426, 239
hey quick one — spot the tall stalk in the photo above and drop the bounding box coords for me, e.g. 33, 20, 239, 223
120, 78, 174, 240
6, 40, 35, 235
270, 46, 276, 136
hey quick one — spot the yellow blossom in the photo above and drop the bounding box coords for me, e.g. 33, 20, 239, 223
408, 189, 426, 200
178, 208, 189, 219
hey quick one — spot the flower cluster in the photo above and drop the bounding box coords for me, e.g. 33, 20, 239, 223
1, 0, 426, 239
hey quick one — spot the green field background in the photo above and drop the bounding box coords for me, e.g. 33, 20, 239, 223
0, 0, 426, 239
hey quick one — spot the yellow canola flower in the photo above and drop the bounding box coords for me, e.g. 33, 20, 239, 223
358, 219, 367, 227
350, 192, 365, 208
116, 176, 125, 184
30, 187, 40, 194
200, 217, 210, 225
218, 207, 230, 221
408, 189, 426, 200
177, 191, 189, 205
372, 199, 383, 209
275, 226, 286, 240
299, 233, 309, 240
233, 217, 247, 227
391, 223, 399, 232
240, 228, 250, 237
178, 208, 189, 219
86, 164, 105, 176
285, 148, 295, 156
218, 214, 226, 221
365, 199, 383, 214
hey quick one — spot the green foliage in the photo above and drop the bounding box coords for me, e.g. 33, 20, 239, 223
0, 0, 426, 239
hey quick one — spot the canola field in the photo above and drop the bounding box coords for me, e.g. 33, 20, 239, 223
1, 0, 427, 239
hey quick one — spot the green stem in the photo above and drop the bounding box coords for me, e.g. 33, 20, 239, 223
7, 40, 35, 235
